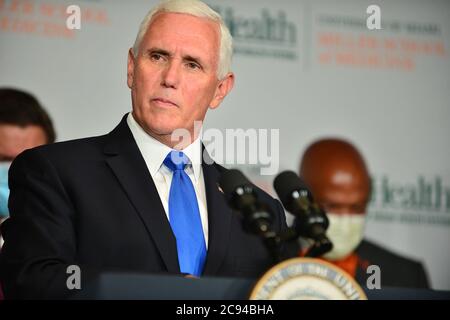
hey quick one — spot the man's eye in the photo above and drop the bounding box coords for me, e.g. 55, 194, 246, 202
150, 53, 164, 61
186, 62, 200, 70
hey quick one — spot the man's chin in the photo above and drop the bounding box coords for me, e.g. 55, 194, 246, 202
138, 116, 179, 135
145, 125, 175, 137
146, 124, 191, 141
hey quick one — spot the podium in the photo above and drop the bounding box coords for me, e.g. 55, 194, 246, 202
72, 273, 450, 300
73, 273, 255, 300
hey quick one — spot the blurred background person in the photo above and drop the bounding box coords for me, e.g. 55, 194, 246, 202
0, 88, 56, 237
299, 138, 429, 289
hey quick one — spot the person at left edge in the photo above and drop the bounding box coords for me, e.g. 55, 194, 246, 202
0, 88, 55, 300
0, 0, 288, 299
0, 88, 56, 240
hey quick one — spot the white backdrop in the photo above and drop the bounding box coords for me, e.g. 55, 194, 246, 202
1, 0, 449, 290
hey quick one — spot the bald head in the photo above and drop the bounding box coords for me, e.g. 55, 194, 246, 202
299, 139, 370, 215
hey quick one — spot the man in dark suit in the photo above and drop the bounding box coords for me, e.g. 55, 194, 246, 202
299, 138, 429, 289
0, 88, 56, 300
0, 0, 287, 299
0, 88, 56, 227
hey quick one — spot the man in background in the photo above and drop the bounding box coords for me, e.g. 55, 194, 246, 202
0, 87, 56, 228
299, 138, 429, 289
0, 87, 56, 300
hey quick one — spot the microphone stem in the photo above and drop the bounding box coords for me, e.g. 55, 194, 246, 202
263, 233, 282, 264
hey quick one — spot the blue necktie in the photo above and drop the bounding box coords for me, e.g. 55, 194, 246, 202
163, 151, 206, 276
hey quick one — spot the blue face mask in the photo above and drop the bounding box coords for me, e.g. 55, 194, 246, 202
0, 162, 11, 218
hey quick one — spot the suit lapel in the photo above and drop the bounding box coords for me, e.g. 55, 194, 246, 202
103, 115, 179, 273
202, 151, 233, 276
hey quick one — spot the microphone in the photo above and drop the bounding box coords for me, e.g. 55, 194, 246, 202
218, 169, 274, 236
219, 169, 282, 263
273, 171, 332, 257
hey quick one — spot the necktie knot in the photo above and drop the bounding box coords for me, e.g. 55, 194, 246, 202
164, 151, 189, 172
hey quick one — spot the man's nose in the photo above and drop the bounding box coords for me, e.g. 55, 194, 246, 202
161, 60, 180, 89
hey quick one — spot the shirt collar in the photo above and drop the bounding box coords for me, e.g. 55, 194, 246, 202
126, 112, 202, 182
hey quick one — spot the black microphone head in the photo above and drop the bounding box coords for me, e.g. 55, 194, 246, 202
218, 169, 265, 221
273, 171, 311, 207
218, 169, 252, 196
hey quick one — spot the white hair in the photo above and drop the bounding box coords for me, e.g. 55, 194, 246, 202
132, 0, 233, 80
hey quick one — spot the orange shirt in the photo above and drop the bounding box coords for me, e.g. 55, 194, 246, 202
327, 253, 359, 278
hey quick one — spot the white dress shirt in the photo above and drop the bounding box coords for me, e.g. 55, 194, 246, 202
126, 113, 209, 247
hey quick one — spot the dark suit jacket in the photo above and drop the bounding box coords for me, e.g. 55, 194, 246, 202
355, 240, 429, 289
0, 115, 287, 299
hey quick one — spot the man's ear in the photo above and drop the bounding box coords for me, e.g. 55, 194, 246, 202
210, 72, 235, 110
127, 48, 135, 89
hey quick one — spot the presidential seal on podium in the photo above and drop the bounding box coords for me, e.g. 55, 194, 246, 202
249, 258, 367, 300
